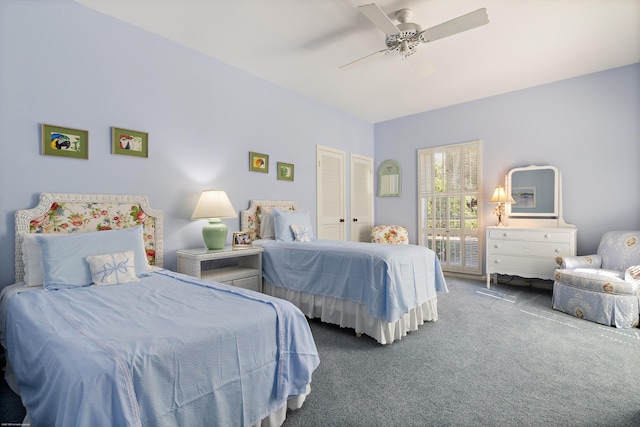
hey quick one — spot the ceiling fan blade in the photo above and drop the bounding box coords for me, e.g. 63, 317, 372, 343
420, 8, 489, 43
358, 3, 399, 36
339, 48, 392, 70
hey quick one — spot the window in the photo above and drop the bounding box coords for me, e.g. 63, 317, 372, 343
418, 141, 481, 275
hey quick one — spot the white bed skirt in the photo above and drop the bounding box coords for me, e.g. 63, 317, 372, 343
255, 385, 310, 427
263, 282, 438, 345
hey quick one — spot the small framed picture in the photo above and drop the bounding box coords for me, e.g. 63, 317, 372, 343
41, 124, 88, 159
277, 162, 294, 181
112, 127, 148, 157
232, 231, 254, 249
249, 151, 269, 173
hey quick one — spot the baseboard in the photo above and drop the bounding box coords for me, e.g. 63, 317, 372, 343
443, 271, 553, 290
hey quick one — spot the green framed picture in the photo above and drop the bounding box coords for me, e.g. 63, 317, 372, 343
277, 162, 294, 181
249, 151, 269, 173
41, 124, 88, 159
112, 127, 148, 157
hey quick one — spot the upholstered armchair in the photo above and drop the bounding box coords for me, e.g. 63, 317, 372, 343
552, 230, 640, 328
371, 225, 409, 245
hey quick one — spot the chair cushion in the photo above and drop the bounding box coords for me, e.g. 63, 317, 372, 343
371, 225, 408, 244
554, 268, 639, 296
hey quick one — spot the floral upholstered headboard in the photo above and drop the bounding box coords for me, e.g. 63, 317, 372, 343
15, 193, 163, 283
240, 200, 296, 239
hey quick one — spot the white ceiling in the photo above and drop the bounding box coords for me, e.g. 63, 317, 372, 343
77, 0, 640, 123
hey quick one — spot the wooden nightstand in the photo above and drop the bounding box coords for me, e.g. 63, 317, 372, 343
176, 247, 263, 292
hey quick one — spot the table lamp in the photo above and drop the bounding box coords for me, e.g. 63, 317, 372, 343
489, 184, 515, 226
191, 190, 237, 250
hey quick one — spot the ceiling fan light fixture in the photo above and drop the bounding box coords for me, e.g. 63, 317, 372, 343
399, 40, 412, 59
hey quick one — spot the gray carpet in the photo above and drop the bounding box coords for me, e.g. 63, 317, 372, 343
2, 277, 639, 426
283, 277, 640, 427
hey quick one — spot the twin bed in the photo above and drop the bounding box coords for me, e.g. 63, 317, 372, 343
0, 193, 319, 427
1, 194, 447, 426
240, 200, 448, 345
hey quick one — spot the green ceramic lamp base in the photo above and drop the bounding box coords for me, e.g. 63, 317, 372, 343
202, 218, 228, 250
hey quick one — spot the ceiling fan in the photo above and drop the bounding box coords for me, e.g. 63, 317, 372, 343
340, 3, 489, 73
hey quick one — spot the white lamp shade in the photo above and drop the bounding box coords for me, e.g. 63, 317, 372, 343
489, 185, 516, 204
191, 190, 237, 220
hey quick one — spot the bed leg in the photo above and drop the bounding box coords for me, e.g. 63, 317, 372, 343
355, 333, 361, 338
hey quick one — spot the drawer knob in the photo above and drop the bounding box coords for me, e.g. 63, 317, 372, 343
494, 244, 500, 249
555, 248, 560, 253
502, 232, 509, 237
545, 234, 550, 238
493, 260, 500, 264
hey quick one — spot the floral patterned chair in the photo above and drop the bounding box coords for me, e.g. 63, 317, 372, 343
552, 230, 640, 328
370, 225, 409, 245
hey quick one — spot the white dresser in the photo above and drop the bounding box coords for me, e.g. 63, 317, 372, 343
485, 226, 576, 288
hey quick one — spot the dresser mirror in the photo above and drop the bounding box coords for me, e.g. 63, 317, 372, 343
507, 165, 559, 218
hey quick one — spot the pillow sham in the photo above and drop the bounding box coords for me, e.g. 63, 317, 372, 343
86, 251, 140, 286
272, 208, 314, 242
38, 226, 148, 290
290, 224, 313, 242
22, 233, 64, 287
259, 207, 275, 240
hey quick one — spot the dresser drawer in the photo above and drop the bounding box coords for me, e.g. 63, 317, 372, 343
488, 228, 574, 243
487, 254, 559, 280
487, 240, 572, 258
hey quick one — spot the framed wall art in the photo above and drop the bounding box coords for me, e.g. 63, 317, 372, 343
232, 231, 254, 249
512, 187, 536, 208
112, 127, 148, 157
277, 162, 294, 181
41, 124, 88, 159
249, 151, 269, 173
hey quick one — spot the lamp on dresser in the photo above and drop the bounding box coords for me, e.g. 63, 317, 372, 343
489, 184, 515, 226
191, 190, 237, 250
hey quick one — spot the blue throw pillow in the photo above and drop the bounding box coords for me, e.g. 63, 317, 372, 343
272, 209, 315, 242
38, 226, 148, 290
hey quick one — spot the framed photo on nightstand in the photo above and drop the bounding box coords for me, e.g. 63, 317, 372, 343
232, 231, 254, 249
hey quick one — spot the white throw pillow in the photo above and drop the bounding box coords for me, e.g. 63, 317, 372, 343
291, 224, 313, 242
86, 251, 140, 286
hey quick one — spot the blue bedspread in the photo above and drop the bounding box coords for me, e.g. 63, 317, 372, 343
5, 270, 319, 427
261, 240, 448, 323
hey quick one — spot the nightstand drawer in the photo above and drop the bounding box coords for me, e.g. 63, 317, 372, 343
225, 276, 261, 292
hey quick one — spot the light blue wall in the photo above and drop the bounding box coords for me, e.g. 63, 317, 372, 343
2, 2, 637, 286
0, 1, 373, 286
374, 63, 640, 260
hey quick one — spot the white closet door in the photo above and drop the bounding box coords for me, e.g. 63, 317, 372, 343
316, 145, 346, 240
350, 154, 373, 242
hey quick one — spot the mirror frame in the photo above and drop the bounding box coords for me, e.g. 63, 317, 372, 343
507, 165, 559, 218
377, 159, 402, 197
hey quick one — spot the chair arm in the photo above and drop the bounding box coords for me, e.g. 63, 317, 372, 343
558, 255, 602, 269
625, 265, 640, 283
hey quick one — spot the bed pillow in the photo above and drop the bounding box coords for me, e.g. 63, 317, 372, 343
38, 226, 148, 290
290, 224, 313, 242
21, 233, 64, 287
259, 207, 275, 240
86, 251, 140, 286
273, 208, 314, 242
